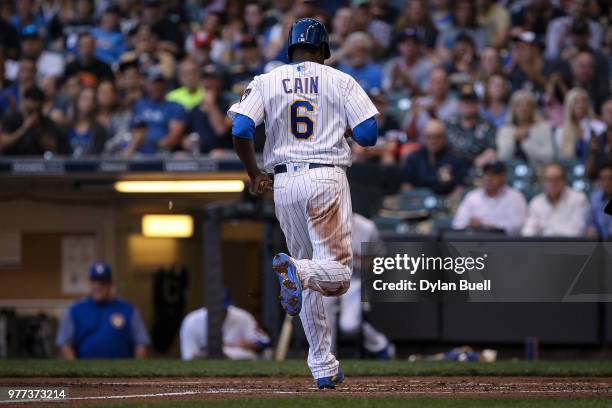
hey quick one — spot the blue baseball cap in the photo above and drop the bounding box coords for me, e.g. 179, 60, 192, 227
90, 262, 112, 282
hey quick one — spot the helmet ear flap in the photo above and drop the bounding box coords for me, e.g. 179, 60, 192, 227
323, 43, 331, 59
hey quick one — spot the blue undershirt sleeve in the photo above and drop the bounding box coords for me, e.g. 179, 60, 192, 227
351, 116, 378, 147
231, 113, 256, 140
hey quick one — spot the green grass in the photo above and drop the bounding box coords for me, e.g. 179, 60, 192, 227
101, 397, 611, 408
1, 359, 611, 378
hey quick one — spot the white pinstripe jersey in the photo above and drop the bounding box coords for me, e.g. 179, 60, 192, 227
228, 61, 378, 171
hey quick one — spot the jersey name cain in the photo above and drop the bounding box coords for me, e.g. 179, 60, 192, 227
282, 77, 319, 94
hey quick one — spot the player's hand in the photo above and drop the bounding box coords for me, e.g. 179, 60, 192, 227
249, 171, 273, 195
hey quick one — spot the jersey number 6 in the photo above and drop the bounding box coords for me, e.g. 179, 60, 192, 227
290, 101, 315, 139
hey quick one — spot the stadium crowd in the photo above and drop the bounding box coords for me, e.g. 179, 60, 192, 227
0, 0, 611, 238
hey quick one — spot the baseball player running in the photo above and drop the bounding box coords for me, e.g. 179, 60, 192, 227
228, 18, 378, 389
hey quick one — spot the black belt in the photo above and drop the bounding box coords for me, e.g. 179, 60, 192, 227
273, 163, 334, 174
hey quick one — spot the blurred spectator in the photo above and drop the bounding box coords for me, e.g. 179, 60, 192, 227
227, 35, 265, 91
445, 33, 479, 82
506, 31, 550, 94
0, 58, 37, 115
0, 86, 70, 155
9, 0, 45, 38
63, 32, 114, 87
328, 7, 352, 55
545, 0, 603, 60
351, 1, 392, 54
62, 0, 97, 52
445, 84, 496, 167
180, 291, 270, 360
126, 71, 186, 157
431, 0, 453, 32
436, 0, 487, 55
555, 87, 605, 161
166, 59, 204, 111
587, 161, 612, 239
480, 74, 509, 129
338, 32, 383, 93
496, 90, 554, 166
401, 119, 468, 195
586, 99, 612, 179
522, 163, 589, 236
511, 0, 563, 39
141, 0, 184, 56
67, 87, 107, 156
119, 24, 175, 80
476, 47, 503, 93
116, 59, 144, 109
0, 11, 20, 60
476, 0, 510, 48
183, 64, 231, 156
356, 90, 402, 164
56, 262, 150, 359
394, 0, 438, 49
91, 5, 128, 66
405, 67, 458, 144
5, 25, 65, 82
567, 51, 608, 113
96, 79, 131, 153
453, 160, 527, 235
382, 29, 433, 95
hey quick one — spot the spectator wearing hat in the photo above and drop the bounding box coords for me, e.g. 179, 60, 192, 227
227, 35, 265, 90
91, 5, 128, 66
522, 163, 589, 237
545, 0, 603, 61
588, 161, 612, 239
382, 29, 434, 95
0, 86, 70, 156
116, 60, 144, 109
453, 160, 527, 235
557, 19, 608, 86
61, 0, 97, 52
180, 290, 270, 360
4, 25, 64, 82
183, 64, 232, 155
496, 89, 554, 166
338, 32, 383, 93
401, 119, 468, 195
166, 59, 205, 111
506, 31, 551, 94
444, 84, 496, 167
124, 71, 186, 156
63, 32, 114, 87
56, 262, 150, 359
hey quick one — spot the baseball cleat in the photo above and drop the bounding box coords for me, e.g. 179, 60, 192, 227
316, 369, 344, 389
273, 253, 302, 316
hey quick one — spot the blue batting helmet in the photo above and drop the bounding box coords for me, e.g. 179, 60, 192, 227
287, 18, 331, 61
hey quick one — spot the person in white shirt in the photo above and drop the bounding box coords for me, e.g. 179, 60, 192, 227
522, 163, 589, 237
180, 300, 270, 361
453, 161, 527, 235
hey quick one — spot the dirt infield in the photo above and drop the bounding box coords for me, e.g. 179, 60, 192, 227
1, 376, 612, 406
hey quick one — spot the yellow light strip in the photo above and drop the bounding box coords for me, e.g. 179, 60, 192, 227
114, 180, 245, 193
142, 214, 194, 238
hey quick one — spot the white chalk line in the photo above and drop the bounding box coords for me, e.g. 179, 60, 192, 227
2, 387, 612, 404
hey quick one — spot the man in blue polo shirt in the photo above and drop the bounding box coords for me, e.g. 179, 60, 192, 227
56, 262, 150, 359
126, 71, 186, 156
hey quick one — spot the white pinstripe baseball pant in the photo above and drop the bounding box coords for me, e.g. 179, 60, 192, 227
273, 164, 353, 379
